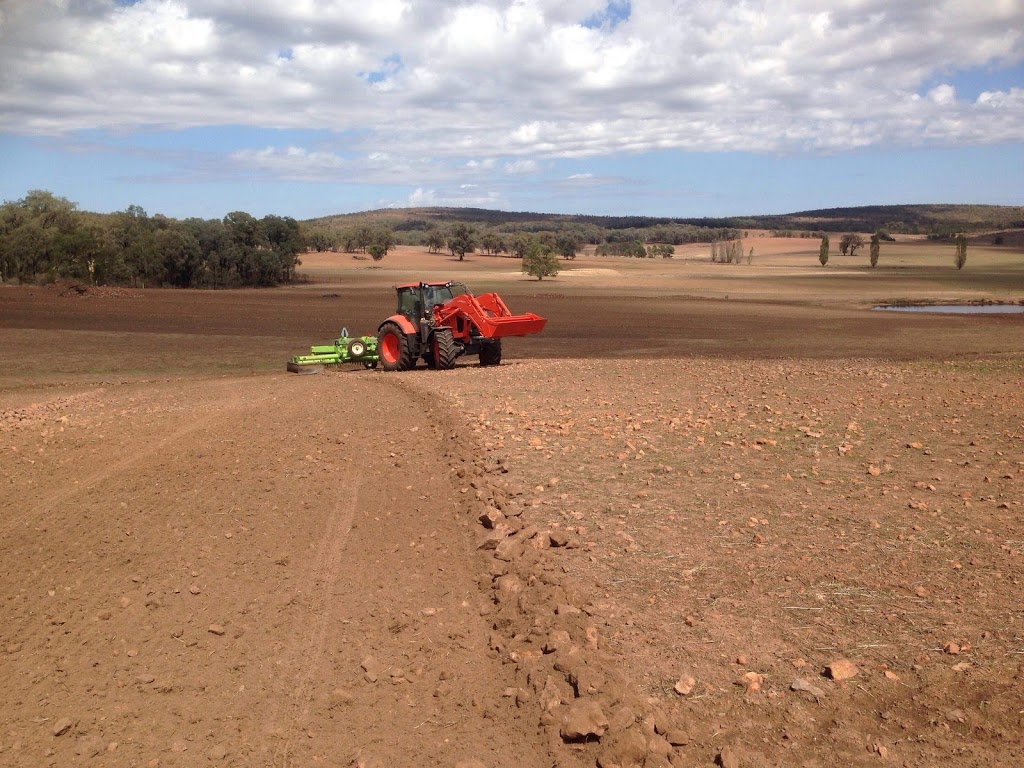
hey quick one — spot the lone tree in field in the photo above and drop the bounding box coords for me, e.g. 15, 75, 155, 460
869, 233, 880, 268
447, 223, 476, 261
819, 234, 829, 266
954, 233, 968, 270
839, 233, 864, 256
522, 240, 559, 280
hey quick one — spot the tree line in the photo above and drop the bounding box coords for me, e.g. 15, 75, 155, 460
0, 190, 303, 287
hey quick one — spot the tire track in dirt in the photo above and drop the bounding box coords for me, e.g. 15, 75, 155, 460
1, 371, 566, 767
270, 477, 360, 768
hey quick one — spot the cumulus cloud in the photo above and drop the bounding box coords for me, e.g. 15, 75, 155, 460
1, 0, 1022, 185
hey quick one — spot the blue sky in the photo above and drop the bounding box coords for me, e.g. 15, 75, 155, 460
1, 1, 1022, 221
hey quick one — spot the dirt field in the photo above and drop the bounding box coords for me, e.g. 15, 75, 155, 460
2, 239, 1023, 767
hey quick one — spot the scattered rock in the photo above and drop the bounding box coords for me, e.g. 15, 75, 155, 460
738, 671, 763, 692
717, 746, 740, 768
790, 678, 826, 700
361, 656, 383, 683
208, 624, 225, 636
208, 744, 228, 760
597, 729, 647, 768
52, 718, 74, 737
673, 675, 696, 696
560, 700, 609, 742
664, 728, 689, 746
824, 659, 859, 681
543, 630, 572, 653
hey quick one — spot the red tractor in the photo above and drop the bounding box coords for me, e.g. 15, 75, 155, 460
376, 281, 546, 371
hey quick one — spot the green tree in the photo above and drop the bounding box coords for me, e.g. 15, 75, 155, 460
954, 233, 968, 270
508, 232, 531, 259
304, 226, 337, 252
425, 227, 446, 254
554, 232, 581, 260
480, 230, 503, 255
819, 235, 829, 266
367, 226, 396, 262
522, 240, 559, 280
869, 233, 880, 268
839, 233, 864, 256
447, 223, 476, 261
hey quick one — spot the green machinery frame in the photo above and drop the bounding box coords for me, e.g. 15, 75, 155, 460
287, 327, 379, 373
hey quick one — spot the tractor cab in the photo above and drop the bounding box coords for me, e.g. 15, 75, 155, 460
395, 281, 469, 323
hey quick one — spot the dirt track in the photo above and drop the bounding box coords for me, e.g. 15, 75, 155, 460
1, 375, 565, 767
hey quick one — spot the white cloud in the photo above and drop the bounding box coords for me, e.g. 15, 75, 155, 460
504, 159, 538, 174
407, 185, 504, 207
1, 0, 1022, 182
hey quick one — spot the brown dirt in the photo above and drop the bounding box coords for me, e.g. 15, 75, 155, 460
2, 243, 1023, 767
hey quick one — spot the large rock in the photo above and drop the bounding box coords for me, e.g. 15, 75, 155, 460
560, 700, 609, 742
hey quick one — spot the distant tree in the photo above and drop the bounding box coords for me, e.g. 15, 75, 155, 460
954, 233, 968, 270
425, 227, 446, 254
262, 215, 303, 281
869, 233, 880, 268
522, 240, 559, 280
304, 226, 337, 252
508, 232, 531, 259
367, 226, 395, 261
554, 232, 581, 260
747, 247, 754, 265
819, 234, 829, 266
156, 227, 203, 287
480, 230, 503, 255
447, 223, 476, 261
647, 243, 674, 258
839, 233, 864, 256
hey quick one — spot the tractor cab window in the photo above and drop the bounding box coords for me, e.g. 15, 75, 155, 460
397, 288, 421, 319
425, 282, 468, 308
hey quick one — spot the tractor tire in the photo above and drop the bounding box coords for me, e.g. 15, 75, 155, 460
479, 339, 502, 367
377, 323, 414, 371
433, 329, 459, 370
347, 338, 367, 358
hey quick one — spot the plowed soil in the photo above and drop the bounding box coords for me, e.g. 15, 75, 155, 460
2, 243, 1023, 768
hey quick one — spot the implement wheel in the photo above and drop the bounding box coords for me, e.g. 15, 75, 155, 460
377, 323, 414, 371
348, 338, 368, 358
433, 329, 458, 370
479, 339, 502, 367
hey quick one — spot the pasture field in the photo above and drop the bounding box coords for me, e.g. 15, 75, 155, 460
1, 236, 1022, 767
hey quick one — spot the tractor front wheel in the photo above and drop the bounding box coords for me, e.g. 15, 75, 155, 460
479, 339, 502, 367
377, 323, 414, 371
433, 329, 459, 370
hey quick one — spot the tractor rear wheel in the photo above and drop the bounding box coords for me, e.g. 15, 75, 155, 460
433, 329, 459, 370
377, 323, 414, 371
479, 339, 502, 367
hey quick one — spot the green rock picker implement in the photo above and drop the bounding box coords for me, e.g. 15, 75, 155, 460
286, 329, 379, 374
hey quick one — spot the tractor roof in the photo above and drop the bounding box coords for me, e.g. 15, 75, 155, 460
395, 281, 459, 289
